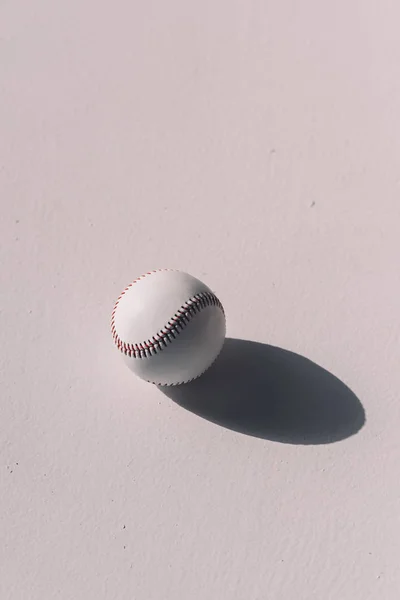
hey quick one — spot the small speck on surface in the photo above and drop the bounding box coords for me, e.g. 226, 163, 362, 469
15, 219, 20, 223
310, 201, 316, 208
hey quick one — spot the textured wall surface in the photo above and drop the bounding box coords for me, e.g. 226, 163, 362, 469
1, 2, 400, 599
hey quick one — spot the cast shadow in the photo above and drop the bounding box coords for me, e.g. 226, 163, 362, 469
159, 338, 365, 444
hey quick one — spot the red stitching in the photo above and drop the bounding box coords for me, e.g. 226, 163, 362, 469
111, 270, 224, 360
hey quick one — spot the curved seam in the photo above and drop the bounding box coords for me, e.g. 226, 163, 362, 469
111, 271, 225, 360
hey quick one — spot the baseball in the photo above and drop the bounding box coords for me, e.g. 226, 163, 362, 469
111, 269, 226, 386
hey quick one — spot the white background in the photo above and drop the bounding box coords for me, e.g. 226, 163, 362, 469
1, 1, 400, 598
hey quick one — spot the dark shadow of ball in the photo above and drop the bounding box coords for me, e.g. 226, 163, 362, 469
159, 338, 365, 444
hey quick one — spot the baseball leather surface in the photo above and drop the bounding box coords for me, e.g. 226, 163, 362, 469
111, 269, 226, 385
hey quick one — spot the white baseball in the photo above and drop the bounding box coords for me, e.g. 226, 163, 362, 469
111, 269, 226, 385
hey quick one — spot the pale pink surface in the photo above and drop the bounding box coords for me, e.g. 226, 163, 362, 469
1, 2, 400, 599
